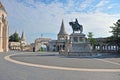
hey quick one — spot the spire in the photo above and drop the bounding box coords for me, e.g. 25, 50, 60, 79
21, 31, 26, 41
58, 19, 67, 35
0, 1, 6, 12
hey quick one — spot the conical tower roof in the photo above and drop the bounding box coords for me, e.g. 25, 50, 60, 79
0, 1, 6, 12
58, 20, 67, 35
21, 32, 26, 41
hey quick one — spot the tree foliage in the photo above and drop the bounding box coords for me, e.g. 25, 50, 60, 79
87, 32, 93, 38
110, 19, 120, 38
107, 19, 120, 50
87, 32, 97, 46
9, 32, 20, 42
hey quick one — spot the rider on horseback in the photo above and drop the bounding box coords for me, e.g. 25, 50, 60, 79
69, 18, 83, 33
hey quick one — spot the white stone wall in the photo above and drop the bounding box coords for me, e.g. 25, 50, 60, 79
0, 7, 8, 52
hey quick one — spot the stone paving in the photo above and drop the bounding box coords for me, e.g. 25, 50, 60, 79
10, 52, 120, 69
0, 52, 120, 80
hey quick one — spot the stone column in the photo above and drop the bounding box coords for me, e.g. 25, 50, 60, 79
3, 21, 8, 52
116, 45, 118, 51
0, 22, 3, 52
99, 45, 102, 52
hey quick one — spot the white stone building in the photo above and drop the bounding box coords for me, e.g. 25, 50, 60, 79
9, 32, 27, 51
0, 2, 9, 52
49, 20, 68, 51
34, 38, 51, 52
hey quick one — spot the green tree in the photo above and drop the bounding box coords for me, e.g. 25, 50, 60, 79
108, 19, 120, 51
9, 32, 20, 42
87, 32, 97, 46
110, 19, 120, 38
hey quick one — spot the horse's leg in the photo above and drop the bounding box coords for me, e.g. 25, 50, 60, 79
79, 28, 81, 33
80, 29, 82, 33
72, 27, 74, 33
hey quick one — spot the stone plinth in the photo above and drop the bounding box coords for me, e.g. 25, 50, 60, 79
70, 33, 86, 43
71, 42, 91, 52
69, 33, 92, 53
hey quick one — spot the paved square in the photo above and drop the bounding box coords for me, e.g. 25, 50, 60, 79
1, 52, 120, 80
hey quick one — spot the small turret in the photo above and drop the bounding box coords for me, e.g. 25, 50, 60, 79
20, 31, 27, 45
58, 20, 68, 40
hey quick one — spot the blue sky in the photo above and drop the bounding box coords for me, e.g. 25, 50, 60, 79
1, 0, 120, 44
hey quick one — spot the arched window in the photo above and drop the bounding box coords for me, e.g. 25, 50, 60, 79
2, 14, 4, 22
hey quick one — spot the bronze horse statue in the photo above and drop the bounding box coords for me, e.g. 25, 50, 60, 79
69, 19, 83, 33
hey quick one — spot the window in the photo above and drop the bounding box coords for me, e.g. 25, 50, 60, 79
79, 37, 83, 41
74, 37, 78, 42
2, 15, 4, 22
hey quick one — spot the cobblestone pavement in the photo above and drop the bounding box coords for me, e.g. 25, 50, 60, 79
0, 52, 120, 80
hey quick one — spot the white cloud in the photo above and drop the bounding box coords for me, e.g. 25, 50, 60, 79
63, 12, 119, 38
79, 0, 93, 10
66, 0, 74, 7
96, 0, 109, 8
1, 0, 120, 43
107, 6, 112, 9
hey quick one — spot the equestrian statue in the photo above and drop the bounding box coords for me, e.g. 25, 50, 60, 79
69, 19, 83, 33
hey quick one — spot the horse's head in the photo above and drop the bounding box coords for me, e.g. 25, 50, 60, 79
69, 22, 73, 26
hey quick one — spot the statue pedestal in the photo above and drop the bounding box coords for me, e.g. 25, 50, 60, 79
70, 33, 86, 43
69, 33, 92, 53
